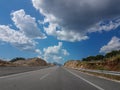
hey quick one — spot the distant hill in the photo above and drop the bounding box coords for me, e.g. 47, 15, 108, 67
0, 59, 13, 66
13, 58, 47, 66
0, 58, 48, 67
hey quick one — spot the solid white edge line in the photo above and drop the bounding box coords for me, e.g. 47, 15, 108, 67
64, 68, 104, 90
78, 69, 120, 83
0, 69, 41, 79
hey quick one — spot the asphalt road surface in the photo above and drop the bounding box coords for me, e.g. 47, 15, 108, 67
0, 66, 120, 90
0, 66, 50, 76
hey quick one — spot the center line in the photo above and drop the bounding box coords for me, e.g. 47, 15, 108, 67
40, 66, 59, 80
40, 73, 50, 80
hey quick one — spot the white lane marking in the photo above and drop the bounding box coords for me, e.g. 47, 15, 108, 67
40, 66, 59, 80
78, 69, 120, 83
0, 67, 56, 79
0, 70, 40, 79
40, 73, 50, 80
64, 68, 104, 90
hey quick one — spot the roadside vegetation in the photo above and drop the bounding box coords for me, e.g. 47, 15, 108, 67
64, 50, 120, 71
82, 50, 120, 62
10, 57, 26, 62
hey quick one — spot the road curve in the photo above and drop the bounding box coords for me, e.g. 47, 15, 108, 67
0, 66, 120, 90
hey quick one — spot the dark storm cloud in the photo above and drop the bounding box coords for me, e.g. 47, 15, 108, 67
32, 0, 120, 41
38, 0, 120, 30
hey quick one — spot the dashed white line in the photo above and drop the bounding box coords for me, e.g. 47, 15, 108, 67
40, 66, 59, 80
40, 73, 50, 80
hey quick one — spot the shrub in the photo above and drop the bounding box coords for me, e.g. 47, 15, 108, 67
10, 57, 25, 62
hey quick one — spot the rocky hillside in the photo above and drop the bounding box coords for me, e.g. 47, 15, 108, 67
64, 53, 120, 71
0, 60, 10, 66
0, 58, 47, 67
64, 60, 80, 68
13, 58, 47, 66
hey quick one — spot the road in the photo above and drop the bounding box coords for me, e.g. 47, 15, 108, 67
0, 66, 50, 76
0, 66, 120, 90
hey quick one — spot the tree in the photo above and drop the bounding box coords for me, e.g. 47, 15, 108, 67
10, 57, 25, 62
95, 55, 104, 60
105, 50, 120, 58
82, 56, 96, 61
82, 55, 104, 61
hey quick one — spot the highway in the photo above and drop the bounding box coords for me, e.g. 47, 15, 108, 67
0, 66, 120, 90
0, 66, 50, 77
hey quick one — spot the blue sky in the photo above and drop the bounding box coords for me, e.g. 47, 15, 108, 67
0, 0, 120, 64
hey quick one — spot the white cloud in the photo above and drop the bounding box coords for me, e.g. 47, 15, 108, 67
0, 9, 46, 54
52, 56, 62, 63
44, 23, 89, 42
43, 42, 62, 55
0, 25, 36, 51
62, 49, 70, 56
35, 49, 41, 55
11, 9, 46, 39
100, 36, 120, 53
88, 19, 120, 33
43, 42, 69, 62
32, 0, 120, 42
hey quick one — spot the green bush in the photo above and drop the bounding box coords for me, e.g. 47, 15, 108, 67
10, 57, 25, 62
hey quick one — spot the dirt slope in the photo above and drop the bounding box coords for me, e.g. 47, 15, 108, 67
64, 55, 120, 71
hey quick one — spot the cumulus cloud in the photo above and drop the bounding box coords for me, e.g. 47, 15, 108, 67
43, 42, 69, 62
44, 23, 89, 42
0, 25, 36, 51
32, 0, 120, 42
11, 9, 46, 39
88, 18, 120, 33
100, 36, 120, 53
0, 9, 45, 54
35, 49, 42, 55
62, 49, 69, 56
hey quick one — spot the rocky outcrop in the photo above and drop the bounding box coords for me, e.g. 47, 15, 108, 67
64, 55, 120, 71
64, 60, 80, 68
